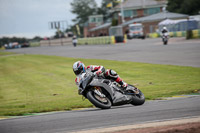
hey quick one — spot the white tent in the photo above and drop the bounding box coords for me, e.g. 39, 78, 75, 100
158, 19, 177, 25
158, 19, 178, 32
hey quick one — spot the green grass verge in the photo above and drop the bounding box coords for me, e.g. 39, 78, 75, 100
0, 51, 15, 56
0, 52, 200, 116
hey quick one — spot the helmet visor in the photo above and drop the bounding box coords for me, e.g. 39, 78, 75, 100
74, 65, 83, 75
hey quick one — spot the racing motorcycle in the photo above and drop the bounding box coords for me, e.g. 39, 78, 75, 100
162, 33, 168, 45
77, 71, 145, 109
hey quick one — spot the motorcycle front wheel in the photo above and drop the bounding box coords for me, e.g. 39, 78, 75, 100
86, 89, 111, 109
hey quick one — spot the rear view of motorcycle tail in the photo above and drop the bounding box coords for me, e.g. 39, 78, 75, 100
162, 33, 169, 45
77, 71, 145, 109
161, 27, 169, 45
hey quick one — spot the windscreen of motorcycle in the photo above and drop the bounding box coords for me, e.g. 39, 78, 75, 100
76, 73, 86, 86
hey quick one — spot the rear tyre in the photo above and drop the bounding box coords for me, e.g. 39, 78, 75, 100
87, 90, 111, 109
131, 89, 145, 106
163, 39, 168, 45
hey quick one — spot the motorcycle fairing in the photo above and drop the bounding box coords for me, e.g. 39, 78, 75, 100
89, 79, 132, 105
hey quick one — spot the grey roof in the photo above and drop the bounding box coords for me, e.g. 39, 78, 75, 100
89, 23, 111, 31
114, 0, 167, 10
121, 12, 189, 26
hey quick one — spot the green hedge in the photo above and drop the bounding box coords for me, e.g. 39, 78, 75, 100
30, 42, 40, 47
77, 36, 115, 45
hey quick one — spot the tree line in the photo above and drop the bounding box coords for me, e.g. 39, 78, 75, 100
167, 0, 200, 15
69, 0, 120, 36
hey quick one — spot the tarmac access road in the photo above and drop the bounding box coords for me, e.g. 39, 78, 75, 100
7, 37, 200, 67
0, 95, 200, 133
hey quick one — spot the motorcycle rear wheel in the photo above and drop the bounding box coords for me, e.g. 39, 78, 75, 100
87, 90, 111, 109
163, 40, 168, 45
131, 89, 145, 106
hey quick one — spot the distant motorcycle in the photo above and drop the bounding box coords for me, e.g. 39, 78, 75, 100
162, 33, 169, 45
77, 71, 145, 109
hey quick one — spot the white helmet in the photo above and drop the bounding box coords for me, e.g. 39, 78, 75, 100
73, 61, 86, 75
163, 27, 167, 30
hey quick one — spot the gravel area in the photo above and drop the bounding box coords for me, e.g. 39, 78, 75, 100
112, 122, 200, 133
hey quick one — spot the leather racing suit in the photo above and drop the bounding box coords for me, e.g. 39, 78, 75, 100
75, 65, 128, 89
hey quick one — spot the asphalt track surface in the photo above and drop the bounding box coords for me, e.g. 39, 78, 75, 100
0, 96, 200, 133
7, 37, 200, 67
1, 38, 200, 133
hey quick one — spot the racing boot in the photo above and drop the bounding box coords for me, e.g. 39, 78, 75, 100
121, 81, 128, 89
116, 77, 128, 90
105, 69, 128, 90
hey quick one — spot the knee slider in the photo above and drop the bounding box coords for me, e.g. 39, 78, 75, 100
110, 70, 117, 76
108, 69, 118, 78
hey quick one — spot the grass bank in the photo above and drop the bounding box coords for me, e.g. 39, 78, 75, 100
0, 52, 200, 116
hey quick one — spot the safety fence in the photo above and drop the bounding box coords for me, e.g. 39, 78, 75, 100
191, 29, 200, 38
40, 38, 72, 46
77, 36, 116, 45
148, 29, 200, 38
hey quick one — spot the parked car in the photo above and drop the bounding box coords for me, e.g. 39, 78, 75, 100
5, 42, 20, 49
21, 42, 30, 48
4, 42, 29, 49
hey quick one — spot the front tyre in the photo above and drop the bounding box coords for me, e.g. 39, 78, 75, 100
87, 90, 111, 109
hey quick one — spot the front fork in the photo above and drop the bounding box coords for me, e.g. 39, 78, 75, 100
93, 87, 106, 98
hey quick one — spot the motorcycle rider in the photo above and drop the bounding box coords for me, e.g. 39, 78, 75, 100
73, 61, 128, 92
161, 27, 169, 39
161, 27, 169, 36
161, 26, 168, 34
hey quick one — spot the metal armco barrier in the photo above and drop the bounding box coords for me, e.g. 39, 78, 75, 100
40, 38, 72, 46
